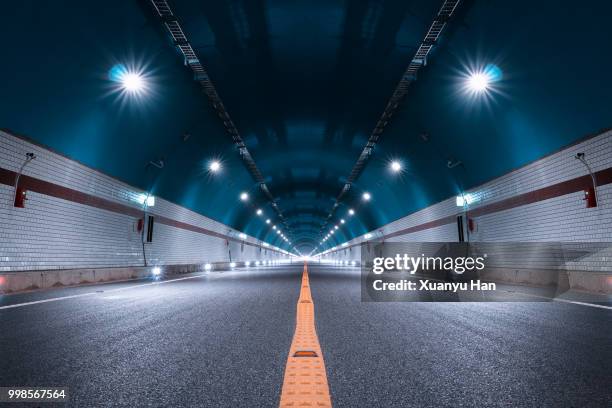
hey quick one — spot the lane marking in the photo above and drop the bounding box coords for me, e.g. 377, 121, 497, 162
405, 274, 611, 310
517, 292, 612, 310
0, 273, 208, 311
279, 263, 332, 408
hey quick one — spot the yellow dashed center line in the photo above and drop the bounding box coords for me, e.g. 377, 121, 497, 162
279, 263, 332, 408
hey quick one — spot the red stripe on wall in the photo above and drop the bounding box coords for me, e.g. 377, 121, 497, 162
2, 166, 612, 250
332, 167, 612, 252
0, 167, 264, 250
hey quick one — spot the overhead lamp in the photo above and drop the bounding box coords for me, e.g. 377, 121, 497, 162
467, 72, 490, 93
240, 192, 249, 201
266, 219, 271, 224
334, 225, 339, 230
390, 160, 402, 173
256, 209, 263, 216
362, 192, 371, 201
209, 160, 221, 173
348, 209, 355, 216
272, 225, 277, 230
340, 219, 345, 224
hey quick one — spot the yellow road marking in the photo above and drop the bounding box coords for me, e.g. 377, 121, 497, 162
279, 263, 332, 408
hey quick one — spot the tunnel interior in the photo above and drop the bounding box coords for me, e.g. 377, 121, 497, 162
2, 0, 611, 255
0, 1, 611, 407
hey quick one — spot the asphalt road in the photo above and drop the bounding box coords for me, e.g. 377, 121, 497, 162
1, 264, 610, 407
308, 265, 612, 408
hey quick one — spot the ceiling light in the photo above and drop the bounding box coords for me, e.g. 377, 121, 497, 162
209, 160, 221, 172
364, 233, 372, 239
121, 72, 145, 93
256, 209, 263, 216
467, 72, 489, 93
272, 225, 276, 230
334, 225, 339, 230
362, 192, 371, 201
390, 160, 402, 172
340, 219, 345, 224
239, 233, 247, 239
240, 192, 249, 201
348, 209, 355, 216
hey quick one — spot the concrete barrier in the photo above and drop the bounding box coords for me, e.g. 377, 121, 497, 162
478, 268, 612, 295
0, 262, 246, 295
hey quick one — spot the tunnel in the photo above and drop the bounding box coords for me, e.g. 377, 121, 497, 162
0, 1, 611, 407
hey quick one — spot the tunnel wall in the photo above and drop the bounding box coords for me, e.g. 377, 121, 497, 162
320, 130, 612, 292
0, 130, 286, 276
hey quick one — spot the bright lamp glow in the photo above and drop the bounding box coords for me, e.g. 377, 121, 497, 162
152, 267, 161, 276
209, 160, 221, 172
340, 219, 345, 224
456, 193, 475, 207
122, 72, 144, 93
462, 64, 502, 97
204, 263, 212, 271
135, 193, 155, 207
240, 192, 249, 201
230, 262, 236, 268
362, 192, 371, 201
263, 242, 270, 247
348, 209, 355, 216
266, 219, 271, 224
390, 160, 402, 172
364, 233, 372, 239
239, 233, 247, 239
256, 209, 263, 216
245, 261, 251, 267
467, 73, 489, 92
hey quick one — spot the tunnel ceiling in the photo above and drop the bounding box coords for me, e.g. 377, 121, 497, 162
1, 0, 611, 254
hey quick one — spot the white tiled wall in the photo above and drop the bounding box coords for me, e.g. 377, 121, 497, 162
0, 130, 287, 272
320, 130, 612, 272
